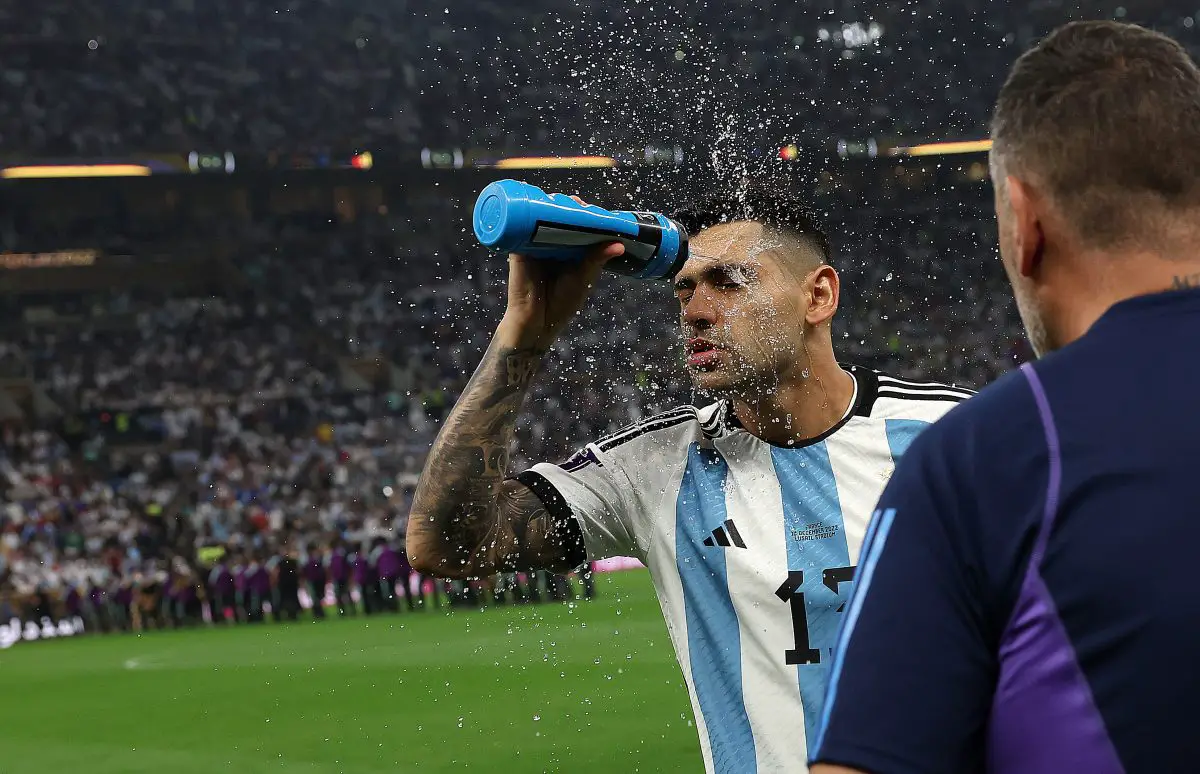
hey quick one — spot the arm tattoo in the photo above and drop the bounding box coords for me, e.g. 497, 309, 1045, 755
408, 340, 576, 578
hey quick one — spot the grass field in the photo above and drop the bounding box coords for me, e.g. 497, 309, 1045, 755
0, 570, 702, 773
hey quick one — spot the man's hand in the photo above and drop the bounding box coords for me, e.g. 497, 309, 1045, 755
407, 195, 620, 578
497, 195, 625, 350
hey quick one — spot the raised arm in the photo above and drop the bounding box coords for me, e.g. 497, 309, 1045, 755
406, 238, 625, 579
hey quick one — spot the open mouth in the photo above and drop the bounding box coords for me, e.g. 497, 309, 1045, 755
687, 339, 723, 369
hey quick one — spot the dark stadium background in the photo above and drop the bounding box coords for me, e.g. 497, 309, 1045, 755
0, 1, 1196, 771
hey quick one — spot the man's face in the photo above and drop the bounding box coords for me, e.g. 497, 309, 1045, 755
673, 222, 812, 398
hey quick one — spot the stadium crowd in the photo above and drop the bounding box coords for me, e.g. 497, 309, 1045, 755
0, 0, 1194, 155
0, 187, 1020, 634
5, 0, 1191, 637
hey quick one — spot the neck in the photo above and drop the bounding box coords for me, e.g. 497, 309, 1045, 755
730, 353, 855, 447
1052, 253, 1200, 346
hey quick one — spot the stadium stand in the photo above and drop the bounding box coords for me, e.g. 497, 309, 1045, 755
0, 0, 1193, 154
0, 0, 1195, 632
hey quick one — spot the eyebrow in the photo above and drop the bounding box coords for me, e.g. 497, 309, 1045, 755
673, 262, 756, 291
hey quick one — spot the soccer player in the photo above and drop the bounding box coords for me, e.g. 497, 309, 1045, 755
371, 536, 404, 612
243, 553, 268, 623
302, 543, 327, 619
407, 186, 972, 772
207, 556, 236, 624
809, 21, 1200, 774
271, 546, 303, 622
326, 539, 355, 616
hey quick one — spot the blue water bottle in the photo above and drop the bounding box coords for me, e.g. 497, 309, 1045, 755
472, 179, 689, 280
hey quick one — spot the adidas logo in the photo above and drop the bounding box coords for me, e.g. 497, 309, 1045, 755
702, 519, 747, 549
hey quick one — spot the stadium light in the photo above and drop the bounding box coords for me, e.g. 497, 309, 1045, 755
491, 156, 617, 169
891, 140, 993, 157
0, 164, 153, 179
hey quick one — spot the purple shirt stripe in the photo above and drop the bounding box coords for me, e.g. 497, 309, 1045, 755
1019, 362, 1063, 568
986, 365, 1125, 774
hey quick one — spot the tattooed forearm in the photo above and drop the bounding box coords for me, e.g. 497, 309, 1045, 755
406, 339, 550, 578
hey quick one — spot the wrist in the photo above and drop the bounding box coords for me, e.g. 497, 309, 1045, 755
495, 316, 551, 351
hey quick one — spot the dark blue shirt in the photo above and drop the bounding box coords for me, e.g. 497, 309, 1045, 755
811, 289, 1200, 774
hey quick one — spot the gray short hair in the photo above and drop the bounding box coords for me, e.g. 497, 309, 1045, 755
991, 21, 1200, 249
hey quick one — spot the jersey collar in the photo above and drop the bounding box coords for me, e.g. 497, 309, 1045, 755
709, 364, 878, 448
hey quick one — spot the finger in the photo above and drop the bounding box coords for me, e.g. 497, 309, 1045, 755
507, 252, 535, 284
569, 195, 591, 207
579, 243, 625, 287
583, 241, 625, 266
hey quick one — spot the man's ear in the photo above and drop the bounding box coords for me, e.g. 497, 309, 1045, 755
1006, 175, 1046, 279
806, 265, 840, 326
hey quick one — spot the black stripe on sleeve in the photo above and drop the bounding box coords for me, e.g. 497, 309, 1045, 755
876, 378, 975, 398
875, 390, 970, 403
597, 409, 696, 452
513, 470, 588, 570
877, 381, 975, 397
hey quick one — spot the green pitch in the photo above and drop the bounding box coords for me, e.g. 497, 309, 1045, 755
0, 570, 702, 773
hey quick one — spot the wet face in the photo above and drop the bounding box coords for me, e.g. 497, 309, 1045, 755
673, 222, 815, 399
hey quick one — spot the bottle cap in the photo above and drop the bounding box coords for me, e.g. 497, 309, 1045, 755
473, 179, 536, 250
475, 192, 504, 236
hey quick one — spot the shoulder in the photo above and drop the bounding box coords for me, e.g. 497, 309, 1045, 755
885, 364, 1048, 512
559, 403, 715, 472
597, 403, 720, 448
870, 365, 1052, 625
914, 365, 1039, 451
855, 365, 976, 423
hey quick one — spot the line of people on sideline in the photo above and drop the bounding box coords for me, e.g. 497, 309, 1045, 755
0, 536, 599, 635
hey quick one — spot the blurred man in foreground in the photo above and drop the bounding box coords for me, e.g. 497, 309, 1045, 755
407, 184, 971, 772
811, 21, 1200, 774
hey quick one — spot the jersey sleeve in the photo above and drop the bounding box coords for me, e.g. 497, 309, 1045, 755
516, 415, 689, 564
811, 379, 1044, 774
518, 441, 642, 563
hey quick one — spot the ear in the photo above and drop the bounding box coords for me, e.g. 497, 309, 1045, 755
805, 265, 840, 326
1005, 175, 1045, 279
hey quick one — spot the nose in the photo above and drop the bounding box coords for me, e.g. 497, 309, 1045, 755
682, 285, 718, 333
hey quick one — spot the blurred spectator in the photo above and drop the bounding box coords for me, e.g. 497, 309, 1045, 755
0, 1, 1193, 155
6, 0, 1195, 637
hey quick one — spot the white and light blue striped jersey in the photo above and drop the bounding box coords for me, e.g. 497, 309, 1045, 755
522, 365, 972, 774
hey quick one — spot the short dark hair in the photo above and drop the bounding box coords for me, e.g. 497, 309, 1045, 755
672, 184, 832, 266
991, 21, 1200, 248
